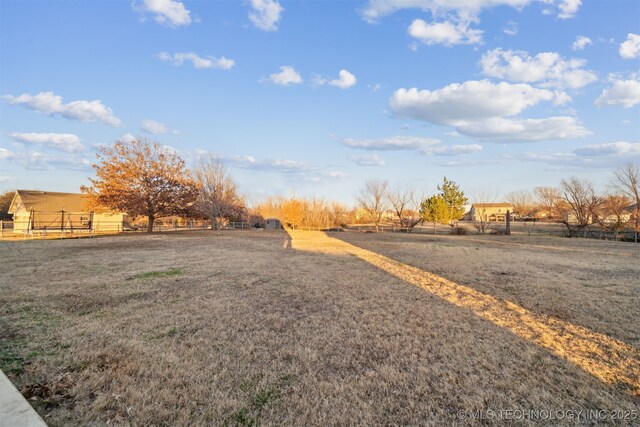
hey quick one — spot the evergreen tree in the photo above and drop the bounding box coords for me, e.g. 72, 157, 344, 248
437, 177, 468, 227
419, 194, 449, 234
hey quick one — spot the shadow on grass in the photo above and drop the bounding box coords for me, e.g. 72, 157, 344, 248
286, 229, 640, 397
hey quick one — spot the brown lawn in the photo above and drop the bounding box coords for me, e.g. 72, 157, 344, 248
0, 230, 638, 425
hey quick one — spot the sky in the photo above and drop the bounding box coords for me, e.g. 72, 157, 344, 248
0, 0, 639, 206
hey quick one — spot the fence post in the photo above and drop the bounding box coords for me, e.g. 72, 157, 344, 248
0, 220, 3, 239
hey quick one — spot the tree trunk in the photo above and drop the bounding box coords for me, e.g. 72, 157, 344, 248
433, 221, 436, 235
147, 216, 155, 233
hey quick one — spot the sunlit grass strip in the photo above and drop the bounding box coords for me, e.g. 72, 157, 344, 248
289, 230, 640, 396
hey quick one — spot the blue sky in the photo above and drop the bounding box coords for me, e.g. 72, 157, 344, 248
0, 0, 638, 205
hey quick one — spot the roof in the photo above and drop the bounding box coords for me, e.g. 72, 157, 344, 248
8, 190, 89, 214
472, 203, 514, 208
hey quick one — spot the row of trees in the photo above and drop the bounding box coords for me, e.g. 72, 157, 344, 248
252, 197, 349, 229
353, 166, 639, 241
355, 177, 468, 233
60, 137, 640, 241
82, 139, 245, 233
1, 135, 634, 241
469, 164, 639, 240
530, 168, 638, 240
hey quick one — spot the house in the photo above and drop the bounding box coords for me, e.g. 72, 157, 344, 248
591, 204, 635, 226
7, 190, 126, 234
562, 211, 593, 225
466, 203, 514, 222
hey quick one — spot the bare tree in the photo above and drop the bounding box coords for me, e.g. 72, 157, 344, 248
193, 154, 244, 230
0, 191, 15, 221
533, 186, 562, 220
328, 201, 349, 227
388, 185, 421, 231
505, 190, 534, 219
559, 177, 602, 237
471, 190, 497, 235
357, 179, 389, 232
612, 162, 640, 242
596, 194, 632, 239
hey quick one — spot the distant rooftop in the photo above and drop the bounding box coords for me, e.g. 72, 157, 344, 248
471, 203, 513, 208
9, 190, 88, 213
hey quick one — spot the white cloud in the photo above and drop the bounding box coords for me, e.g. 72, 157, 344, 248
315, 70, 357, 89
436, 158, 504, 167
249, 0, 284, 31
594, 78, 640, 108
2, 91, 121, 127
574, 141, 640, 157
11, 132, 83, 152
225, 155, 344, 182
119, 133, 137, 143
521, 141, 640, 167
557, 0, 581, 19
502, 21, 518, 36
361, 0, 528, 23
343, 136, 441, 151
228, 155, 311, 173
389, 80, 591, 142
0, 147, 14, 160
328, 69, 357, 89
0, 176, 11, 183
361, 0, 579, 23
552, 90, 572, 106
135, 0, 191, 28
266, 66, 303, 86
408, 19, 483, 46
619, 33, 640, 59
456, 117, 591, 141
479, 48, 597, 89
13, 151, 92, 171
348, 154, 386, 166
366, 1, 580, 47
141, 119, 171, 135
571, 35, 592, 51
342, 136, 482, 156
158, 52, 235, 69
389, 80, 555, 125
427, 144, 483, 155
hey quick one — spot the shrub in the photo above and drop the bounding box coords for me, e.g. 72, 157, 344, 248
490, 225, 506, 235
450, 226, 468, 235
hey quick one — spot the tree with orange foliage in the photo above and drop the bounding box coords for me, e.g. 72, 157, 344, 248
81, 138, 199, 233
281, 198, 305, 229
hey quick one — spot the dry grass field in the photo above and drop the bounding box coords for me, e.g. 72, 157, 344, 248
0, 230, 638, 425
